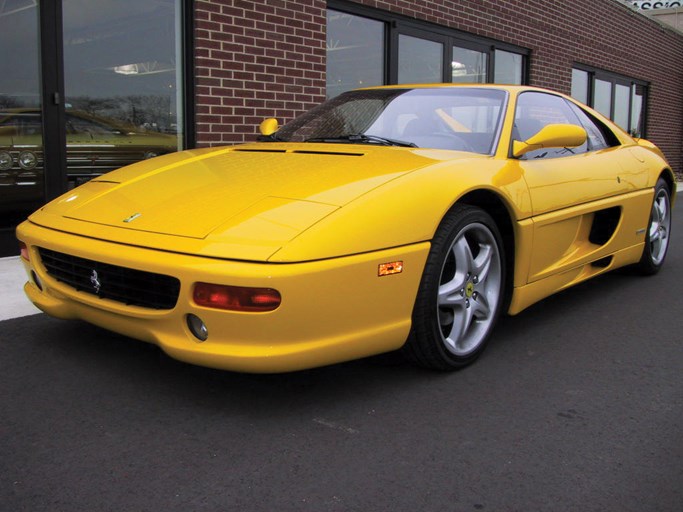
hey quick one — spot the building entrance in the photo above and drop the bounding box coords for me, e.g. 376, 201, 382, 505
0, 0, 185, 257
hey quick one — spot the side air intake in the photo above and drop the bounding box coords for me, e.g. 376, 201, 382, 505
589, 207, 621, 245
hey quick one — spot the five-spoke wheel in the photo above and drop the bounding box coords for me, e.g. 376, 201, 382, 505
637, 178, 672, 275
405, 204, 505, 370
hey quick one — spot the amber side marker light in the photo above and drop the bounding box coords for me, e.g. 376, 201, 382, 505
193, 282, 282, 312
19, 241, 30, 262
378, 261, 403, 277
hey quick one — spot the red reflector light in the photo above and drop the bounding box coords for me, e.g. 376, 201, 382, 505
193, 282, 281, 312
19, 241, 30, 261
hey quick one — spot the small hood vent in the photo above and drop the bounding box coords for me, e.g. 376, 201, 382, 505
232, 148, 287, 154
233, 148, 364, 157
292, 150, 363, 157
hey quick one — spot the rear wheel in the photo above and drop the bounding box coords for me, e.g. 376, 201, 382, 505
404, 204, 505, 370
636, 178, 672, 275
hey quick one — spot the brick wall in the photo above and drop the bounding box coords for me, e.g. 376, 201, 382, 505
194, 0, 327, 146
194, 0, 683, 176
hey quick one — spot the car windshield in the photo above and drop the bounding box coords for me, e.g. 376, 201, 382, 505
270, 87, 507, 154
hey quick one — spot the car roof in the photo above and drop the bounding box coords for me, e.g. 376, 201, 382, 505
358, 83, 552, 95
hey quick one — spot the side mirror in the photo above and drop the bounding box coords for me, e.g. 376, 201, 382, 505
512, 123, 587, 158
259, 118, 279, 136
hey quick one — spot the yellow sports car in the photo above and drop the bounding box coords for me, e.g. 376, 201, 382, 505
16, 85, 675, 373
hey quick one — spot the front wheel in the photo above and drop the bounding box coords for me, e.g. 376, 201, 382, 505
635, 178, 672, 275
404, 204, 505, 370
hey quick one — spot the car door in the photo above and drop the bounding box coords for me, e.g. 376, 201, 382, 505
513, 91, 649, 283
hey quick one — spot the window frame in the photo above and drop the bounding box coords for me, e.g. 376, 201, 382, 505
571, 63, 648, 138
327, 0, 529, 94
37, 0, 194, 203
393, 27, 449, 84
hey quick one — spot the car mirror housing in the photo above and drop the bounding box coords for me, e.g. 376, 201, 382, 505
259, 117, 280, 136
512, 124, 587, 158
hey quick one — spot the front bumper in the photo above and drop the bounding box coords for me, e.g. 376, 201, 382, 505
17, 220, 429, 372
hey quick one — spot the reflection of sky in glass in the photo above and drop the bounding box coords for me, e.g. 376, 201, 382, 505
494, 50, 523, 85
326, 10, 384, 98
613, 83, 630, 131
593, 79, 612, 118
0, 1, 182, 133
398, 35, 443, 84
452, 47, 487, 83
61, 0, 182, 136
631, 86, 644, 137
571, 69, 588, 104
0, 3, 41, 107
63, 0, 177, 98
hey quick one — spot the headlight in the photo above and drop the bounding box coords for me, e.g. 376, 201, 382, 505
18, 151, 38, 170
0, 151, 12, 170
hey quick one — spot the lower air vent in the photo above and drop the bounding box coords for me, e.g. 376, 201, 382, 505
38, 248, 180, 310
591, 256, 613, 268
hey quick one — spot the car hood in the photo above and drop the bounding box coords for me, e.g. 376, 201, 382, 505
31, 143, 484, 261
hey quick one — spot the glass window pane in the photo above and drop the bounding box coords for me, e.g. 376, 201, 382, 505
631, 84, 645, 137
567, 102, 610, 151
571, 69, 589, 104
398, 34, 443, 84
62, 0, 184, 188
514, 92, 588, 159
494, 50, 523, 84
0, 1, 44, 253
275, 87, 507, 154
452, 46, 487, 83
613, 83, 630, 131
593, 79, 612, 118
326, 10, 384, 98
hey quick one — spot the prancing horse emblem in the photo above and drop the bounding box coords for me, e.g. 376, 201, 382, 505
90, 270, 102, 294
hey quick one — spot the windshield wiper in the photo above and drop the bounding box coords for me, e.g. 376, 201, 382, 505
305, 134, 417, 147
257, 133, 286, 142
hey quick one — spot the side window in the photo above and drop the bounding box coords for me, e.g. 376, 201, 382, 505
513, 92, 587, 160
566, 101, 620, 151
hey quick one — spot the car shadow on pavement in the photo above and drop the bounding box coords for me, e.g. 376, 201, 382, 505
1, 264, 661, 417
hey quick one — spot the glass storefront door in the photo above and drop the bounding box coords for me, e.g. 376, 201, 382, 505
62, 0, 183, 189
0, 1, 44, 256
0, 1, 185, 256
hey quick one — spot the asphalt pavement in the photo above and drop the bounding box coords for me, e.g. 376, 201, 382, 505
1, 191, 682, 511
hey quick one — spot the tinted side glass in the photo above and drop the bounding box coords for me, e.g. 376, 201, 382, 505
513, 92, 587, 160
566, 101, 620, 151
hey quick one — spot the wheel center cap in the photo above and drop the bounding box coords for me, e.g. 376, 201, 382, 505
465, 281, 475, 298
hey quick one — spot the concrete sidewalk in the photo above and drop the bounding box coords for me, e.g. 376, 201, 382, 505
1, 256, 41, 321
3, 184, 682, 322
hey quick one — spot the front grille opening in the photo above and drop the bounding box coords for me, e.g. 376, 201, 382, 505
38, 248, 180, 310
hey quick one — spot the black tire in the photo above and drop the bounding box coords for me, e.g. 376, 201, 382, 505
404, 204, 505, 370
635, 178, 672, 275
